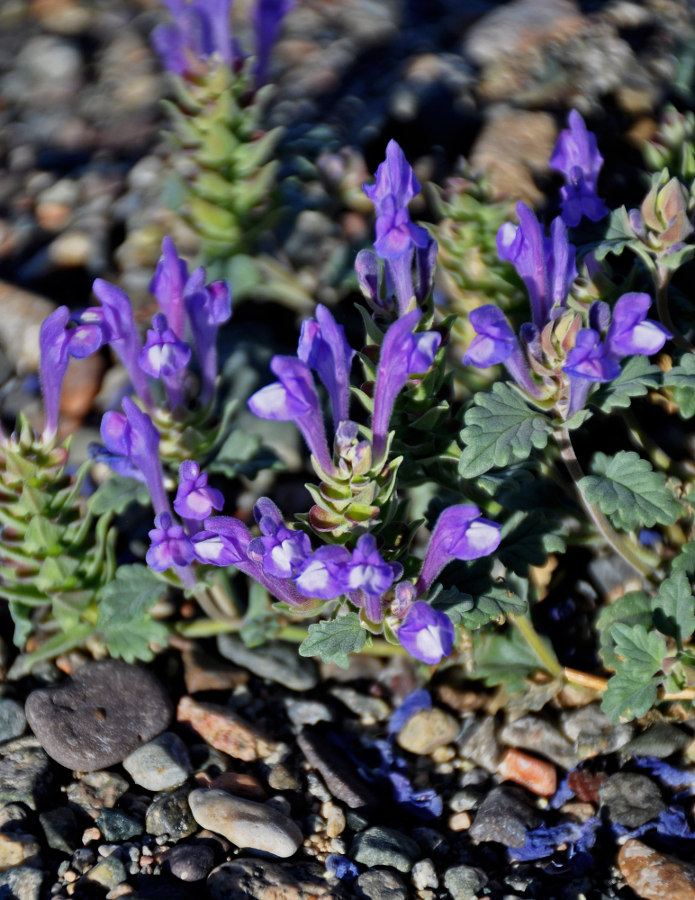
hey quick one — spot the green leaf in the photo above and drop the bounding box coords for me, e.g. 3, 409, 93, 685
602, 672, 660, 721
207, 429, 280, 479
298, 613, 366, 668
97, 565, 169, 662
596, 591, 652, 668
672, 541, 695, 576
23, 516, 63, 556
589, 356, 661, 414
434, 584, 528, 630
498, 511, 566, 576
652, 572, 695, 644
239, 580, 280, 648
590, 206, 643, 262
89, 476, 151, 516
610, 623, 666, 678
472, 626, 554, 695
8, 601, 35, 649
579, 451, 682, 531
663, 353, 695, 418
459, 383, 554, 479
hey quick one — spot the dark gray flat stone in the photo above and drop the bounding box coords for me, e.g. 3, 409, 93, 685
598, 773, 665, 828
469, 785, 541, 848
25, 659, 172, 772
297, 728, 379, 809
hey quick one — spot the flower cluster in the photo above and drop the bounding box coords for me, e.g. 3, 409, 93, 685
549, 110, 609, 228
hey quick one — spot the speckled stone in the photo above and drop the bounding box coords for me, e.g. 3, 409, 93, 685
0, 866, 43, 900
121, 732, 191, 791
162, 842, 216, 882
217, 635, 318, 691
619, 839, 695, 900
396, 708, 460, 755
598, 773, 665, 828
469, 785, 542, 848
25, 660, 172, 771
0, 737, 53, 810
350, 826, 420, 873
0, 698, 27, 743
207, 858, 342, 900
96, 808, 143, 842
145, 787, 198, 840
355, 867, 408, 900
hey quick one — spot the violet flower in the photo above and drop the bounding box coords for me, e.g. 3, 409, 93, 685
347, 534, 401, 623
605, 292, 671, 359
248, 355, 333, 474
152, 0, 234, 77
549, 110, 609, 228
497, 204, 577, 328
563, 329, 620, 419
184, 270, 232, 406
297, 304, 354, 428
247, 496, 312, 579
415, 505, 502, 597
100, 397, 169, 516
67, 308, 111, 358
39, 306, 72, 442
253, 0, 293, 85
147, 512, 195, 571
139, 313, 192, 411
173, 460, 224, 521
149, 235, 190, 340
463, 306, 517, 367
397, 601, 455, 665
372, 310, 442, 462
294, 545, 351, 600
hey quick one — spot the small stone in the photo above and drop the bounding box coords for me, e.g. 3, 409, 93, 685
499, 715, 578, 769
267, 764, 301, 792
25, 660, 172, 772
0, 281, 54, 373
329, 687, 390, 723
177, 695, 275, 761
448, 812, 472, 831
560, 704, 633, 758
498, 748, 557, 797
39, 807, 80, 853
217, 635, 318, 691
618, 839, 695, 900
469, 785, 542, 848
350, 826, 420, 873
47, 231, 98, 268
412, 859, 438, 890
285, 699, 333, 728
443, 865, 489, 900
96, 810, 143, 843
355, 867, 408, 900
0, 737, 53, 809
181, 646, 248, 694
456, 717, 500, 772
0, 830, 41, 871
82, 856, 127, 891
0, 698, 27, 742
297, 728, 379, 809
598, 773, 665, 828
0, 866, 43, 900
322, 801, 346, 838
162, 843, 215, 882
188, 788, 303, 857
621, 722, 690, 759
209, 771, 267, 801
145, 788, 198, 840
207, 858, 342, 900
122, 732, 191, 791
66, 771, 129, 819
396, 708, 459, 756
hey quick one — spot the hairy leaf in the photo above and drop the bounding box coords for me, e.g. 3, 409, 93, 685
579, 451, 682, 530
663, 353, 695, 418
472, 626, 557, 694
89, 476, 150, 516
596, 591, 652, 669
433, 584, 528, 630
672, 541, 695, 576
97, 565, 169, 662
589, 356, 661, 414
298, 613, 366, 668
602, 672, 660, 721
610, 623, 666, 678
652, 572, 695, 644
459, 383, 554, 479
498, 511, 566, 576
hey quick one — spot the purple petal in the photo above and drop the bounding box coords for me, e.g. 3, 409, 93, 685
39, 306, 72, 440
397, 601, 454, 665
295, 545, 351, 599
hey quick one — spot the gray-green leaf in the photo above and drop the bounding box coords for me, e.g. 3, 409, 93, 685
298, 613, 366, 668
97, 565, 169, 662
610, 623, 666, 679
589, 356, 661, 414
652, 572, 695, 644
663, 353, 695, 418
602, 672, 660, 721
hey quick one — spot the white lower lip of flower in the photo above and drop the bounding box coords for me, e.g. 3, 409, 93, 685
296, 561, 328, 593
416, 625, 445, 662
195, 536, 225, 562
463, 520, 500, 554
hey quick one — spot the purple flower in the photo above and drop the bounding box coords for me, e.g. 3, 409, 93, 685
100, 397, 169, 515
173, 460, 224, 520
347, 534, 401, 622
297, 304, 354, 428
372, 310, 442, 462
397, 601, 455, 665
39, 306, 72, 441
295, 545, 351, 600
139, 313, 192, 379
563, 330, 620, 382
248, 356, 333, 474
415, 505, 502, 596
147, 512, 195, 571
253, 0, 293, 86
149, 236, 189, 340
247, 497, 312, 579
497, 204, 577, 328
185, 268, 232, 406
605, 292, 671, 359
463, 306, 517, 367
364, 140, 421, 211
550, 110, 609, 227
92, 278, 151, 407
388, 689, 432, 737
152, 0, 234, 77
67, 308, 111, 358
373, 197, 429, 261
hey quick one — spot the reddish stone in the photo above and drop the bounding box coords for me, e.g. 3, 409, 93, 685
498, 748, 557, 797
568, 768, 605, 804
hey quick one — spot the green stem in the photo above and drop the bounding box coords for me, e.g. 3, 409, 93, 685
508, 612, 563, 677
554, 427, 660, 583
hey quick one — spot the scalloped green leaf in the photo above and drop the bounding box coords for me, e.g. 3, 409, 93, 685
596, 590, 652, 668
88, 476, 151, 517
459, 384, 553, 479
602, 672, 660, 721
589, 355, 661, 414
652, 572, 695, 644
298, 613, 366, 668
579, 450, 682, 531
498, 510, 566, 576
97, 565, 169, 663
610, 623, 667, 678
663, 352, 695, 418
672, 541, 695, 576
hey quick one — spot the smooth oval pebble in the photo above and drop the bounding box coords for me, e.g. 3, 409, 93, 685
188, 788, 303, 858
25, 660, 172, 771
121, 732, 191, 791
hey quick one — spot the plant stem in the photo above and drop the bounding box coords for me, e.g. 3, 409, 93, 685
508, 612, 563, 677
563, 667, 608, 692
554, 427, 660, 583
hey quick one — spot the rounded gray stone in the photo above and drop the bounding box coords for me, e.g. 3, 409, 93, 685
25, 660, 172, 771
217, 635, 318, 691
356, 867, 408, 900
163, 842, 216, 881
188, 788, 303, 857
443, 865, 489, 900
122, 732, 191, 791
350, 826, 420, 873
0, 698, 27, 743
0, 866, 43, 900
146, 787, 198, 840
598, 773, 665, 828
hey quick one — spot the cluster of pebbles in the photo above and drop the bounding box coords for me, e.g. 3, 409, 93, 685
0, 636, 694, 900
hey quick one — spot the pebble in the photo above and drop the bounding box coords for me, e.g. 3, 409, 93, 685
618, 839, 695, 900
322, 801, 346, 838
145, 788, 198, 840
177, 695, 275, 761
499, 715, 578, 769
412, 858, 438, 890
25, 660, 172, 772
448, 812, 472, 831
96, 810, 143, 843
181, 646, 248, 694
162, 843, 216, 882
0, 697, 27, 743
469, 785, 542, 848
188, 788, 303, 857
443, 865, 489, 900
621, 722, 690, 759
0, 866, 43, 900
456, 717, 500, 772
217, 634, 318, 691
0, 281, 54, 372
396, 708, 460, 756
0, 830, 42, 870
329, 687, 390, 723
297, 728, 379, 809
66, 771, 129, 819
498, 748, 557, 797
121, 732, 191, 791
286, 699, 333, 728
267, 764, 302, 792
560, 705, 633, 758
355, 867, 408, 900
81, 856, 127, 891
598, 773, 665, 828
0, 737, 53, 809
350, 826, 420, 872
207, 858, 342, 900
39, 807, 80, 854
209, 771, 267, 801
